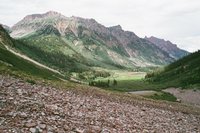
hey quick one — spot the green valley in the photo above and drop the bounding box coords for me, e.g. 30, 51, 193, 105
0, 11, 198, 105
1, 0, 200, 131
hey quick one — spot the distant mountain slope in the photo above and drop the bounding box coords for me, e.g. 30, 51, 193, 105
10, 11, 175, 72
146, 50, 200, 87
0, 24, 11, 33
0, 25, 64, 80
145, 36, 189, 59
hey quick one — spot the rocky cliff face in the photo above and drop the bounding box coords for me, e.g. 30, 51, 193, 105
145, 36, 189, 59
11, 11, 67, 37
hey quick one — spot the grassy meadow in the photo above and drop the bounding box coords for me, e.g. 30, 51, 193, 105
86, 70, 177, 102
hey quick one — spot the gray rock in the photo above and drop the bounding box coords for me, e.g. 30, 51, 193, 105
38, 124, 46, 129
17, 89, 23, 95
29, 128, 36, 133
25, 122, 37, 128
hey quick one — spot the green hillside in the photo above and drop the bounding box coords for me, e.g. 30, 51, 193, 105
17, 31, 138, 70
0, 25, 65, 81
146, 51, 200, 88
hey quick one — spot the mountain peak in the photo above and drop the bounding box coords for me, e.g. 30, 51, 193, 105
109, 25, 122, 30
70, 16, 98, 24
22, 11, 62, 21
147, 36, 175, 46
44, 11, 61, 17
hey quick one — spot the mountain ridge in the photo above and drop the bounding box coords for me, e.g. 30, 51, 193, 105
8, 11, 188, 73
145, 36, 189, 59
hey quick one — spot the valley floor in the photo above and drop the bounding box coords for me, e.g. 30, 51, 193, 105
0, 75, 200, 132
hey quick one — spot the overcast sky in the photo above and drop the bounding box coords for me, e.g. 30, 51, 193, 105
0, 0, 200, 52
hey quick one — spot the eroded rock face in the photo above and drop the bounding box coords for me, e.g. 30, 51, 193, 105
145, 36, 189, 59
0, 75, 200, 132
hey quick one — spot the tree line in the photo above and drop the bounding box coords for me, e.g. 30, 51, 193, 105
89, 79, 117, 87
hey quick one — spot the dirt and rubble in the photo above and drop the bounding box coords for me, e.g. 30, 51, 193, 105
0, 75, 200, 133
164, 88, 200, 106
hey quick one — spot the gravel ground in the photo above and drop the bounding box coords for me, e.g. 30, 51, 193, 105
128, 91, 158, 96
164, 88, 200, 106
0, 75, 200, 133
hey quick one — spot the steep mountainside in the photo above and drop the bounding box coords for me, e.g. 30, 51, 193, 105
145, 36, 188, 59
0, 25, 64, 80
0, 25, 13, 47
146, 50, 200, 88
1, 24, 11, 33
10, 11, 175, 73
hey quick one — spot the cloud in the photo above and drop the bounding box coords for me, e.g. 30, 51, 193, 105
175, 35, 200, 52
0, 0, 200, 52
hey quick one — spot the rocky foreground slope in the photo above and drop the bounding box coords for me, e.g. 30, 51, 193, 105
0, 75, 200, 133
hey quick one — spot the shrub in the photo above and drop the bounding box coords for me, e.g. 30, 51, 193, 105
26, 79, 36, 85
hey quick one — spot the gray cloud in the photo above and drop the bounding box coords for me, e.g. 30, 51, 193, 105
0, 0, 200, 52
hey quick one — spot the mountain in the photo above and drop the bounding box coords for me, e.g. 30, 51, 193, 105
1, 24, 11, 33
0, 24, 64, 80
146, 50, 200, 88
1, 24, 200, 132
145, 36, 189, 59
10, 11, 175, 73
